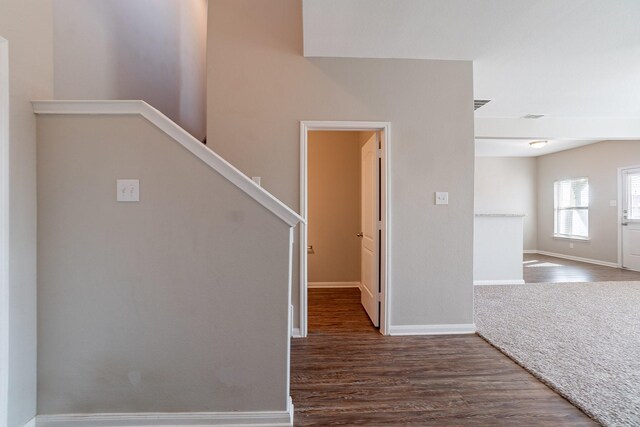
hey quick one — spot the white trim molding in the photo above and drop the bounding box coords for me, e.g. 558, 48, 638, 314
31, 100, 303, 228
35, 399, 294, 427
308, 282, 361, 289
617, 165, 640, 269
0, 37, 8, 427
388, 324, 476, 336
534, 250, 618, 268
23, 418, 36, 427
299, 121, 392, 338
291, 328, 302, 338
474, 280, 525, 286
522, 249, 538, 254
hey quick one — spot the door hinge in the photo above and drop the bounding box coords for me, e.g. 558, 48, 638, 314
377, 148, 382, 158
377, 292, 383, 302
378, 220, 382, 229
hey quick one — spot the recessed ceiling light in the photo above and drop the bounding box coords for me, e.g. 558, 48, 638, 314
529, 140, 548, 149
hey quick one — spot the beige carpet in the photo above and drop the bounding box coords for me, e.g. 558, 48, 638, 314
475, 282, 640, 427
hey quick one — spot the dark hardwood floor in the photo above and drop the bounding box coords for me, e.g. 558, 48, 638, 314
290, 288, 596, 426
523, 253, 640, 283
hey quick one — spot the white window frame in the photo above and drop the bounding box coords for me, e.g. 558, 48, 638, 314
553, 177, 590, 240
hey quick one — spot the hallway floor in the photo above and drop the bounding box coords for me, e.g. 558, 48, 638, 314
290, 288, 595, 426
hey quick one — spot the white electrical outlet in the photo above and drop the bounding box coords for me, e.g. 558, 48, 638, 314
435, 192, 449, 205
569, 242, 574, 249
117, 179, 140, 202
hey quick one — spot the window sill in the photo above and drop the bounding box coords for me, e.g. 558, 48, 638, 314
552, 235, 590, 242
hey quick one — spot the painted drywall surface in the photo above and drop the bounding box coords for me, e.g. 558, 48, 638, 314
0, 38, 6, 426
0, 0, 54, 425
37, 115, 292, 413
475, 157, 537, 250
207, 0, 475, 327
308, 131, 361, 283
177, 0, 208, 141
474, 216, 524, 282
537, 140, 640, 263
53, 0, 208, 140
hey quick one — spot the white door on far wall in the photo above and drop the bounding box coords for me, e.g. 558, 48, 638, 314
621, 167, 640, 271
359, 133, 380, 327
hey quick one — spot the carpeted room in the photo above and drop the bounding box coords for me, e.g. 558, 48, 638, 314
475, 281, 640, 426
474, 140, 640, 426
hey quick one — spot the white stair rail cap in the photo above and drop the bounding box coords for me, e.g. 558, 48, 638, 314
32, 100, 304, 227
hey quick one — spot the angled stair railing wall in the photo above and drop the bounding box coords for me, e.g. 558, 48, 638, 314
33, 100, 301, 227
32, 100, 300, 426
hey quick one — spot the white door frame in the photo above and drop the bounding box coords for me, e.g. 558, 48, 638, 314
617, 164, 640, 268
299, 121, 391, 337
0, 37, 9, 425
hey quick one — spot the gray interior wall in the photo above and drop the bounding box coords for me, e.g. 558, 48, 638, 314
53, 0, 208, 140
207, 0, 475, 327
0, 0, 54, 425
537, 140, 640, 263
37, 114, 292, 414
475, 157, 537, 250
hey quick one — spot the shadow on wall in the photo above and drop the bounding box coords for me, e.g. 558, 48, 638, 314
53, 0, 208, 140
107, 1, 181, 126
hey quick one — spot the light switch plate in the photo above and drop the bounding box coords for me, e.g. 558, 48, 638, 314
435, 192, 449, 205
117, 179, 139, 202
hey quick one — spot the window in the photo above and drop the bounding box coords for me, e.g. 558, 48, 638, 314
626, 172, 640, 220
554, 177, 589, 239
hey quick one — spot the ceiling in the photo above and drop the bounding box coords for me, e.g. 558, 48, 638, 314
303, 0, 640, 156
475, 139, 601, 157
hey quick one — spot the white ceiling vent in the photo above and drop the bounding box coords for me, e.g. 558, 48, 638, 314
522, 114, 545, 119
474, 99, 491, 110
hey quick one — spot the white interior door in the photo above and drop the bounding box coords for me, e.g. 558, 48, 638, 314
622, 168, 640, 271
359, 133, 380, 327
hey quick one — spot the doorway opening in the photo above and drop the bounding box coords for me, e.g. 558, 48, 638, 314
618, 165, 640, 271
299, 121, 390, 338
0, 37, 10, 423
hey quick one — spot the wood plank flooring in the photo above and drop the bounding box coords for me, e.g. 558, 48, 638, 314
524, 253, 640, 283
291, 288, 596, 426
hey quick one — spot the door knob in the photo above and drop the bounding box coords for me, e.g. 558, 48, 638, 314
356, 232, 364, 237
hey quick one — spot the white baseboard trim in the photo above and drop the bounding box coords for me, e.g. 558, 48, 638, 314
534, 250, 618, 268
388, 323, 476, 336
23, 418, 36, 427
35, 398, 294, 427
522, 249, 538, 254
291, 327, 303, 338
474, 280, 525, 286
307, 281, 360, 289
